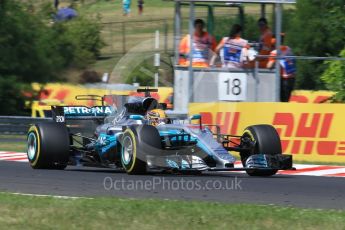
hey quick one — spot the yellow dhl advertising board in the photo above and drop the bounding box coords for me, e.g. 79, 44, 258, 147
290, 90, 334, 103
32, 83, 173, 106
31, 83, 173, 117
190, 102, 345, 163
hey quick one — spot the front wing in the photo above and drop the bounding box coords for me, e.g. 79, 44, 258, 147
145, 153, 293, 172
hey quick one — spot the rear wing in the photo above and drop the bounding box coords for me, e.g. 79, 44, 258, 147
51, 105, 114, 122
50, 89, 163, 122
50, 94, 121, 122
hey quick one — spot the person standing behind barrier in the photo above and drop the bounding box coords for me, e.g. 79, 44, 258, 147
210, 24, 249, 68
138, 0, 144, 15
257, 17, 273, 68
267, 33, 297, 102
54, 0, 59, 10
123, 0, 131, 16
179, 19, 217, 68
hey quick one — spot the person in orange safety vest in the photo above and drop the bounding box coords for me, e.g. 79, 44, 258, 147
257, 17, 273, 68
179, 19, 217, 68
267, 33, 297, 102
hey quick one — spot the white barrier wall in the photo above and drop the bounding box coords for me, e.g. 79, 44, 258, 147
173, 68, 277, 112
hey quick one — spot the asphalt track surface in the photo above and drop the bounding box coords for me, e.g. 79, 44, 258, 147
1, 161, 345, 210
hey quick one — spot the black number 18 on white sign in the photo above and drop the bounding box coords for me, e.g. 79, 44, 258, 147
218, 73, 247, 101
224, 78, 241, 96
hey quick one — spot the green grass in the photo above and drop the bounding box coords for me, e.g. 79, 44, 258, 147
79, 0, 174, 22
0, 135, 26, 140
90, 56, 122, 76
0, 135, 26, 152
0, 142, 26, 153
0, 193, 344, 230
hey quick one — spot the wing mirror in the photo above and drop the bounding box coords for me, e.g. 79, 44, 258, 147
190, 114, 201, 120
190, 114, 202, 129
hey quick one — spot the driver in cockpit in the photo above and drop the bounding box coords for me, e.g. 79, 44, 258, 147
145, 109, 167, 126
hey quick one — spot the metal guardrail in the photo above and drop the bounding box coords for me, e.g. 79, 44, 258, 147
0, 116, 51, 135
256, 55, 345, 61
0, 116, 101, 136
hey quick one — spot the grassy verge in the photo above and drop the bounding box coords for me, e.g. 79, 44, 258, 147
0, 142, 26, 153
0, 135, 26, 152
91, 55, 122, 75
79, 0, 174, 22
0, 193, 344, 230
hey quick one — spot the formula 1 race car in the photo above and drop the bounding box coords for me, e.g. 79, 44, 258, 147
26, 89, 293, 176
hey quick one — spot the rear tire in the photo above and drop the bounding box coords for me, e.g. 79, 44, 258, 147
241, 125, 281, 176
27, 123, 70, 169
121, 125, 162, 174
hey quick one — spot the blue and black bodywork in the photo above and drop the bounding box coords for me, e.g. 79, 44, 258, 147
26, 90, 294, 176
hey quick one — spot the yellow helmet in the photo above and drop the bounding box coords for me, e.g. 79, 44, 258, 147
146, 109, 167, 126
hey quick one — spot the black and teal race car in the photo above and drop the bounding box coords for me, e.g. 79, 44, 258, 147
27, 89, 293, 176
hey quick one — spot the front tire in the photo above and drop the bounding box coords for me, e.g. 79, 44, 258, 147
241, 124, 282, 176
121, 125, 162, 175
27, 123, 70, 169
